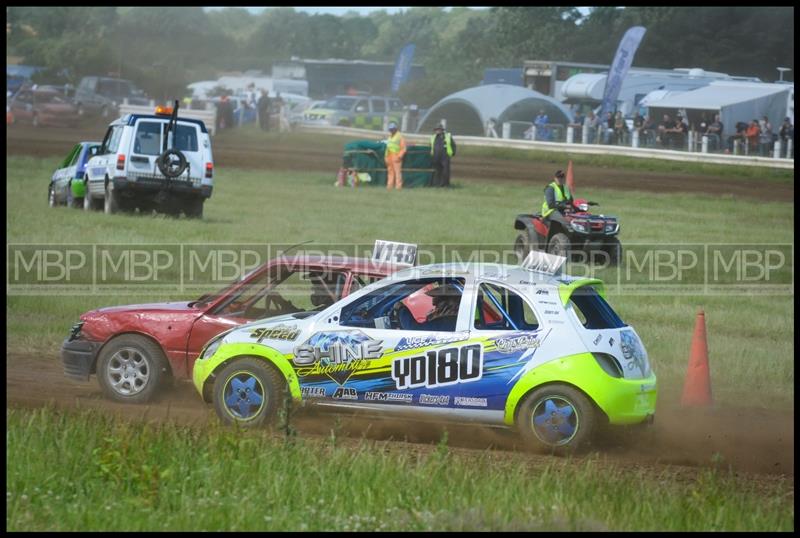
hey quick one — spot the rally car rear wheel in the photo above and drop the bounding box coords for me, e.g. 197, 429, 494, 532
212, 358, 287, 428
517, 384, 596, 454
96, 334, 169, 403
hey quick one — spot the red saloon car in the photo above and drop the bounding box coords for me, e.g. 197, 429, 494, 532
8, 85, 80, 128
61, 255, 404, 403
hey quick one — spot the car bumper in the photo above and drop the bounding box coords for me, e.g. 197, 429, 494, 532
598, 374, 658, 425
60, 338, 101, 381
114, 178, 213, 198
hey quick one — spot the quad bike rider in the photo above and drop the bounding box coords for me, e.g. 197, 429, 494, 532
514, 170, 621, 265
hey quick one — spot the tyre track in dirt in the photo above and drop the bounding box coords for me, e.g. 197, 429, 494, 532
7, 352, 793, 480
6, 124, 793, 202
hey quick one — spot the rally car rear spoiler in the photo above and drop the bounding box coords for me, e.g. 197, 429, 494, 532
558, 278, 607, 306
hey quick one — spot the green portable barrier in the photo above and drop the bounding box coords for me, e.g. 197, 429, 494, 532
342, 140, 434, 188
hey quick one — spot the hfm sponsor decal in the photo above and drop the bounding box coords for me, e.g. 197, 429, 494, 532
392, 344, 482, 390
365, 392, 413, 403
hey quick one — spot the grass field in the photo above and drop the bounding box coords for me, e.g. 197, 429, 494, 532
6, 155, 794, 408
5, 147, 794, 531
6, 406, 794, 532
221, 126, 795, 184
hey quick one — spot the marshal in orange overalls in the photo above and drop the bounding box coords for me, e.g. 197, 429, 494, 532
385, 125, 407, 190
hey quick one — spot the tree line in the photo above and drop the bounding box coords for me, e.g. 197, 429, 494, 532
6, 7, 794, 107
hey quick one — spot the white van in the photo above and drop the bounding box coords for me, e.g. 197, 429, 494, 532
83, 105, 214, 218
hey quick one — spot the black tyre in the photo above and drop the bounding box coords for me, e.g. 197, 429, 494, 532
603, 237, 622, 266
517, 384, 597, 454
66, 181, 81, 208
48, 184, 56, 208
547, 232, 570, 258
96, 334, 170, 403
84, 190, 100, 211
156, 149, 188, 178
184, 197, 204, 219
212, 358, 287, 428
514, 233, 530, 262
104, 183, 119, 214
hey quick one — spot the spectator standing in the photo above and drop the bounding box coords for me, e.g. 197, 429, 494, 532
385, 122, 407, 190
758, 116, 773, 156
583, 110, 598, 144
534, 109, 550, 141
695, 112, 710, 137
569, 109, 584, 142
603, 111, 614, 144
674, 115, 688, 150
641, 114, 657, 146
613, 111, 628, 145
633, 111, 644, 136
257, 89, 271, 131
246, 83, 257, 110
429, 124, 457, 188
745, 119, 760, 154
706, 114, 724, 152
657, 113, 676, 148
274, 92, 287, 132
778, 117, 794, 158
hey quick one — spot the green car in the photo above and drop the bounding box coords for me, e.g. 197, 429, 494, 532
48, 141, 101, 208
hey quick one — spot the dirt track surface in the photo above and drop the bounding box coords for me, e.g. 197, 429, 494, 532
6, 123, 793, 202
7, 353, 793, 479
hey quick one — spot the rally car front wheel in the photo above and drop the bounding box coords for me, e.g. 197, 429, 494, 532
96, 334, 170, 403
212, 358, 287, 428
517, 384, 597, 454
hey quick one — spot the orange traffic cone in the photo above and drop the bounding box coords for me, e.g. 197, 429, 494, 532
681, 309, 712, 406
566, 160, 575, 194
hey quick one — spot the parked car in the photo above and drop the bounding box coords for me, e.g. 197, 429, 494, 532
60, 255, 407, 403
7, 85, 80, 127
301, 95, 404, 130
289, 99, 325, 126
192, 261, 657, 453
74, 76, 149, 118
48, 141, 102, 208
82, 104, 214, 217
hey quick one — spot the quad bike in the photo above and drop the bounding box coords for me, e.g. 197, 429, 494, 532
513, 198, 622, 265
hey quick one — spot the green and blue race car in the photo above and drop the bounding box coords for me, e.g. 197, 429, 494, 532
192, 261, 657, 452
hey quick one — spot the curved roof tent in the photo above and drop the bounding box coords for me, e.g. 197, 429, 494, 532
416, 84, 573, 135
